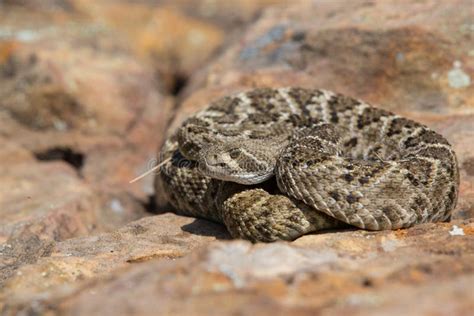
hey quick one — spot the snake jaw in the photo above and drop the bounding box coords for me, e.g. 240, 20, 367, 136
202, 164, 274, 184
198, 146, 275, 185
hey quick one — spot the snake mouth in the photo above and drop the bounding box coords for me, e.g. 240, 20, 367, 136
198, 158, 273, 185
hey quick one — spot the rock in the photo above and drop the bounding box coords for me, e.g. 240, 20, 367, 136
2, 219, 472, 315
177, 0, 472, 128
0, 6, 174, 292
0, 15, 173, 221
71, 0, 289, 93
0, 161, 101, 285
0, 137, 34, 164
0, 0, 73, 10
75, 3, 224, 93
156, 0, 287, 27
0, 213, 230, 307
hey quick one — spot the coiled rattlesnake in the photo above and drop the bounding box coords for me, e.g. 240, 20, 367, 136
155, 88, 459, 242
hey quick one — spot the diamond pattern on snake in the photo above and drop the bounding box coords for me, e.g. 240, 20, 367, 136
155, 87, 459, 242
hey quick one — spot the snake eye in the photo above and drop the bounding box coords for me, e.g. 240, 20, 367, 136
229, 148, 241, 159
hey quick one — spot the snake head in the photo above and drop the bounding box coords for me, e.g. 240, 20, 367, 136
198, 142, 276, 185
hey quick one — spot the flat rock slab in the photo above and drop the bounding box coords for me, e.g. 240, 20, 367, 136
0, 161, 100, 285
2, 219, 472, 315
0, 213, 230, 306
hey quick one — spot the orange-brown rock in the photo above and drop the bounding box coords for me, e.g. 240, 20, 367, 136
2, 219, 472, 315
0, 213, 229, 308
72, 0, 288, 89
178, 0, 472, 125
0, 19, 173, 215
0, 4, 173, 290
0, 161, 101, 285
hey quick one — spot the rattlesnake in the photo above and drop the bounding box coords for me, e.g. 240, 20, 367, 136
155, 88, 459, 242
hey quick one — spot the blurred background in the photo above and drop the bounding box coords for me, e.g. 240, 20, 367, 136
0, 0, 288, 230
0, 1, 473, 314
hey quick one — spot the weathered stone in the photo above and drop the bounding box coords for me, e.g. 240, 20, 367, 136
73, 0, 289, 92
0, 161, 101, 285
0, 6, 174, 290
177, 0, 472, 129
0, 18, 173, 212
2, 219, 472, 315
0, 137, 34, 164
78, 4, 223, 91
0, 213, 229, 308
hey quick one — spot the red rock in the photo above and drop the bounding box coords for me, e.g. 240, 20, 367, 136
58, 0, 288, 93
0, 137, 34, 164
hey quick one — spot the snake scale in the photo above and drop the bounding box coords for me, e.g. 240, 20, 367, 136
155, 88, 459, 242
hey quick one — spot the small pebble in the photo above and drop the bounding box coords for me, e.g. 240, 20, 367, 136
448, 61, 471, 89
449, 225, 465, 236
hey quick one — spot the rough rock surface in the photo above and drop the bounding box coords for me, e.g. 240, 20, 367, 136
0, 1, 473, 315
2, 219, 473, 315
0, 213, 229, 308
0, 161, 101, 285
179, 0, 472, 118
5, 0, 283, 93
0, 1, 172, 293
0, 5, 173, 228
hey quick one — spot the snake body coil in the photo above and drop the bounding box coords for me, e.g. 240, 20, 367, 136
156, 88, 459, 242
